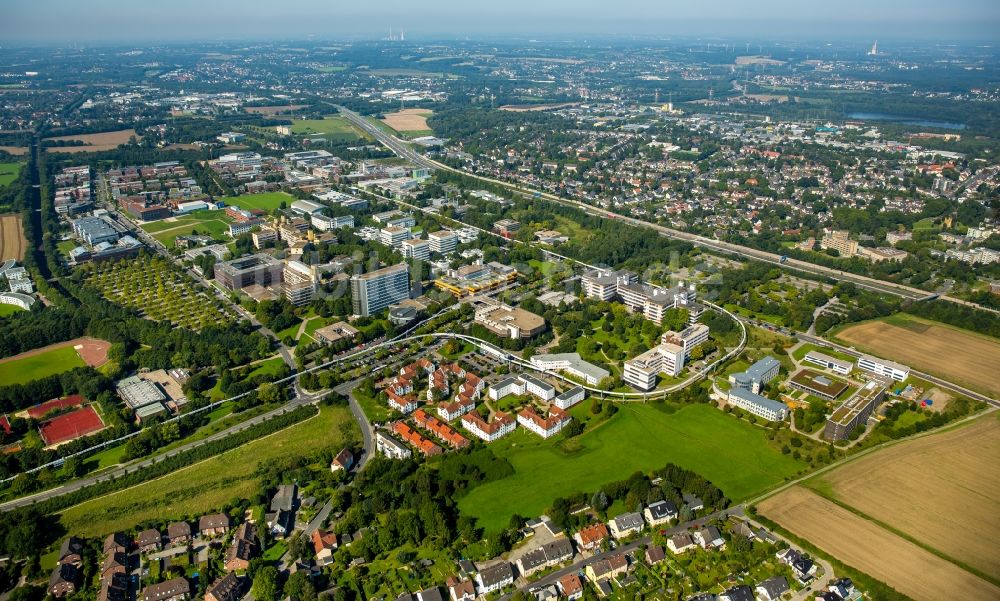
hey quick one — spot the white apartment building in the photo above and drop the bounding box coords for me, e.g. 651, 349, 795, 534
488, 377, 525, 400
461, 412, 516, 443
375, 431, 412, 460
520, 374, 556, 401
516, 406, 570, 439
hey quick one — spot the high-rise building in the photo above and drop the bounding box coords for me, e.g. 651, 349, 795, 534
428, 230, 458, 254
351, 263, 409, 317
283, 260, 319, 306
401, 238, 430, 261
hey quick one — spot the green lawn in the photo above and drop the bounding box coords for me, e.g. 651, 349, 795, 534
140, 210, 233, 247
220, 192, 295, 213
790, 342, 854, 363
290, 116, 364, 139
0, 304, 24, 317
458, 403, 806, 532
57, 405, 355, 537
0, 162, 23, 187
0, 345, 85, 386
246, 357, 287, 379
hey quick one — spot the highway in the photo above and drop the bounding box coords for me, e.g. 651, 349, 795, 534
336, 106, 999, 314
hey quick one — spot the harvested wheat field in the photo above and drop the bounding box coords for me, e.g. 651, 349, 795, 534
43, 129, 139, 153
244, 104, 308, 115
836, 314, 1000, 395
816, 415, 1000, 579
381, 108, 433, 131
759, 487, 1000, 601
0, 146, 28, 156
0, 213, 26, 260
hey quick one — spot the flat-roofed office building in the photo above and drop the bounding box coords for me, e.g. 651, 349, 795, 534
351, 263, 409, 317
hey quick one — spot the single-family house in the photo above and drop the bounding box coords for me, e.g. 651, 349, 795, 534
205, 573, 244, 601
585, 553, 627, 583
199, 513, 231, 538
718, 584, 754, 601
445, 576, 476, 601
330, 448, 354, 472
574, 523, 609, 551
136, 528, 162, 553
644, 500, 678, 526
140, 577, 190, 601
608, 511, 644, 539
475, 562, 514, 595
312, 529, 338, 566
557, 574, 584, 600
693, 525, 725, 549
166, 522, 191, 546
755, 576, 789, 601
667, 532, 695, 554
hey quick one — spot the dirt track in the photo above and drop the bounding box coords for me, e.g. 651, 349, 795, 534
819, 416, 1000, 579
0, 213, 26, 261
837, 318, 1000, 395
760, 487, 1000, 601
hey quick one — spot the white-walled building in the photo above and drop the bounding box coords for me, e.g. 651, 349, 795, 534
856, 354, 909, 381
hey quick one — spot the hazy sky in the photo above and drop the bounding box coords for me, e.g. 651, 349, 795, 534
2, 0, 999, 43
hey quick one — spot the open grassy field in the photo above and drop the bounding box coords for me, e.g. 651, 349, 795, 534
0, 162, 22, 187
43, 129, 138, 153
807, 414, 1000, 581
289, 116, 364, 140
140, 210, 233, 247
1, 213, 27, 260
220, 191, 294, 212
244, 105, 309, 115
834, 313, 1000, 395
458, 403, 805, 532
0, 304, 24, 317
57, 405, 354, 537
0, 345, 86, 386
380, 108, 433, 132
759, 487, 1000, 601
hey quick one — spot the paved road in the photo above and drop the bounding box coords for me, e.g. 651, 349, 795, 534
337, 105, 999, 315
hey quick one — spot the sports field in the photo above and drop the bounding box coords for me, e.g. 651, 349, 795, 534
220, 191, 294, 212
0, 162, 22, 187
40, 405, 105, 446
0, 344, 93, 386
458, 403, 805, 532
809, 415, 1000, 581
1, 213, 27, 260
56, 405, 355, 537
835, 313, 1000, 395
759, 487, 1000, 601
139, 210, 233, 247
289, 116, 364, 140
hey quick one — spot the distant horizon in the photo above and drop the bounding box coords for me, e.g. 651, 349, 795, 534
1, 0, 998, 44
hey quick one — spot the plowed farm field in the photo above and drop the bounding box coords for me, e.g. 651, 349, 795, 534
835, 314, 1000, 395
0, 213, 26, 260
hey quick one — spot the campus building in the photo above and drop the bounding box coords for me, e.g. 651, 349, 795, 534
824, 380, 886, 441
401, 238, 430, 261
728, 356, 781, 394
803, 351, 852, 375
820, 230, 858, 256
434, 261, 518, 298
215, 254, 283, 291
351, 263, 409, 317
856, 354, 909, 382
727, 387, 788, 422
530, 353, 610, 386
311, 213, 355, 232
428, 229, 458, 254
473, 301, 546, 340
283, 260, 319, 307
623, 324, 710, 391
581, 269, 704, 325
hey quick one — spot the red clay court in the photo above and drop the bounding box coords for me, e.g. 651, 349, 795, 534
26, 394, 85, 420
39, 405, 105, 446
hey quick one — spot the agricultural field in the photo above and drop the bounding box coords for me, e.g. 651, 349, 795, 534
380, 108, 433, 135
244, 104, 309, 115
834, 313, 1000, 396
807, 414, 1000, 581
42, 129, 139, 153
289, 116, 365, 140
139, 209, 233, 247
57, 405, 355, 537
0, 342, 92, 386
1, 213, 27, 260
220, 191, 294, 212
0, 147, 28, 156
83, 255, 232, 330
759, 487, 1000, 601
0, 162, 22, 187
458, 403, 806, 532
